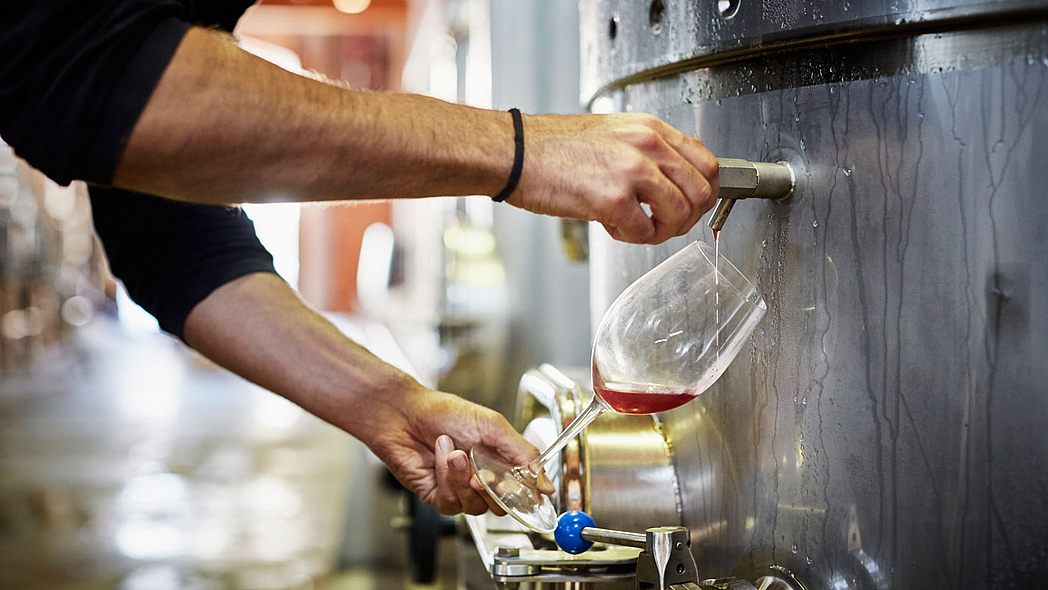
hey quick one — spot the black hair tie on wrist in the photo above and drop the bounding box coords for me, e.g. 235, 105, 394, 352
493, 108, 524, 202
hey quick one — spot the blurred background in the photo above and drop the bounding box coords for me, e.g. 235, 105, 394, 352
0, 1, 589, 588
7, 1, 1048, 589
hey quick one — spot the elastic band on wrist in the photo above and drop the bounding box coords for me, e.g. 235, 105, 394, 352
493, 108, 524, 202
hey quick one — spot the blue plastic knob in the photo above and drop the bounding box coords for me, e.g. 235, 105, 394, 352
555, 510, 595, 554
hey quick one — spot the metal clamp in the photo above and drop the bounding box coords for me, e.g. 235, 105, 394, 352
580, 524, 760, 590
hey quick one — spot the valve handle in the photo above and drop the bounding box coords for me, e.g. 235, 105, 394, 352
554, 510, 596, 554
555, 510, 650, 554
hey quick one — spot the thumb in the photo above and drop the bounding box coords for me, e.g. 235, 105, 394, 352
602, 209, 655, 244
537, 472, 556, 495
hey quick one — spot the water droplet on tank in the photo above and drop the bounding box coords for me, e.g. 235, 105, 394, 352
802, 397, 808, 405
812, 219, 819, 228
843, 168, 852, 177
791, 544, 799, 553
761, 239, 768, 247
806, 556, 814, 565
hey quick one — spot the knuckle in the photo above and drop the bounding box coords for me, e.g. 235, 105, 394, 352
691, 179, 713, 205
601, 192, 635, 220
631, 127, 663, 151
676, 218, 696, 236
478, 406, 508, 431
705, 178, 719, 204
614, 150, 649, 176
678, 194, 695, 220
701, 156, 720, 182
477, 406, 500, 423
634, 113, 661, 129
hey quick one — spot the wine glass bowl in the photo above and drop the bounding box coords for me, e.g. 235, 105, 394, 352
470, 240, 766, 533
591, 240, 766, 414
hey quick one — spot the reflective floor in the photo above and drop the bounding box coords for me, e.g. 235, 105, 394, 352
0, 319, 362, 590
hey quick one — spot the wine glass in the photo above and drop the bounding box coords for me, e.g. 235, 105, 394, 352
470, 240, 766, 532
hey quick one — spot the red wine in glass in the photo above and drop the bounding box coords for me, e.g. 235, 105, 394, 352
592, 375, 698, 414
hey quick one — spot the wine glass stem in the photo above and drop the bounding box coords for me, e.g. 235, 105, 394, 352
524, 396, 608, 477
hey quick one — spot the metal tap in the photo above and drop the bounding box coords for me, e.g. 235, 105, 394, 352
580, 525, 710, 590
566, 517, 771, 590
482, 510, 806, 590
709, 158, 795, 232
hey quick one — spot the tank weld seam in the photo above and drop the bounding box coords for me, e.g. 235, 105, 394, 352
650, 414, 685, 525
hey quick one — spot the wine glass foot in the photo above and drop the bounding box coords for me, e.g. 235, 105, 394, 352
470, 446, 557, 533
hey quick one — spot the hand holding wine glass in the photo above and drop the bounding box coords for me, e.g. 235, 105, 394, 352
470, 240, 766, 532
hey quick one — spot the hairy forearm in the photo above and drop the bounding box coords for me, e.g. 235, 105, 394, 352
115, 25, 720, 245
184, 272, 545, 515
182, 272, 421, 443
114, 27, 514, 204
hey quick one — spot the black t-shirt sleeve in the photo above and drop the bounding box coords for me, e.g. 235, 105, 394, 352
90, 186, 279, 341
0, 2, 191, 186
5, 1, 283, 341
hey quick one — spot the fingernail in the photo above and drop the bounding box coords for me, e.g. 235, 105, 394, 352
437, 435, 452, 452
451, 454, 468, 471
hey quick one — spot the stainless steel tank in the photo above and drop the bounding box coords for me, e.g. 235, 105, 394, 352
580, 2, 1048, 588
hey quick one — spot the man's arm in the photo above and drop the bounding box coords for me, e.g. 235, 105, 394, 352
89, 185, 542, 516
114, 27, 719, 245
183, 271, 549, 515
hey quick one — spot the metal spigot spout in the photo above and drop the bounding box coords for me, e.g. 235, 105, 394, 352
708, 158, 795, 232
709, 197, 737, 233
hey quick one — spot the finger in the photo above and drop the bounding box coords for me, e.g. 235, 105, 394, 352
433, 435, 462, 514
471, 471, 507, 516
483, 410, 545, 470
471, 463, 550, 512
649, 146, 702, 237
607, 119, 697, 239
599, 143, 688, 244
664, 133, 719, 232
447, 449, 492, 515
632, 171, 690, 244
634, 130, 717, 238
627, 120, 717, 235
665, 132, 720, 204
658, 149, 715, 236
537, 471, 556, 495
599, 193, 657, 244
